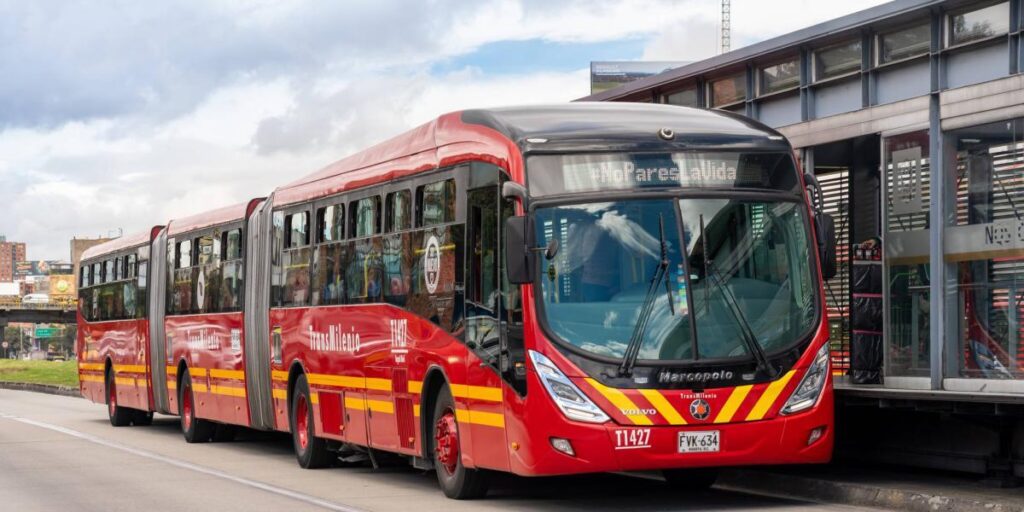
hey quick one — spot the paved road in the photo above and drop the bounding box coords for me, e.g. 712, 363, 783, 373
0, 389, 875, 512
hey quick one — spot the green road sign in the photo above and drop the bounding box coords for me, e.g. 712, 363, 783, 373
34, 327, 60, 338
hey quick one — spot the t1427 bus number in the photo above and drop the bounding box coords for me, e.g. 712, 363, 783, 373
614, 428, 651, 450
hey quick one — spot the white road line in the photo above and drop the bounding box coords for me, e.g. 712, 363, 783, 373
0, 412, 365, 512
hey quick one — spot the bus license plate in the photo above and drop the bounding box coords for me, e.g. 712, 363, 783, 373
678, 431, 720, 453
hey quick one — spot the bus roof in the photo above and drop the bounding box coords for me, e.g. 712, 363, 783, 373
460, 103, 790, 153
273, 103, 790, 207
81, 230, 154, 261
167, 201, 252, 237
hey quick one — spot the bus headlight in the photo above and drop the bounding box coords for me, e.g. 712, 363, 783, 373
781, 344, 830, 415
529, 350, 610, 424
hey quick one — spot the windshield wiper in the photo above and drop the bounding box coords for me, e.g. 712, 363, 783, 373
618, 215, 674, 377
698, 214, 778, 379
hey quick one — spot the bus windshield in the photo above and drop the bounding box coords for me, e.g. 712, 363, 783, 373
533, 197, 818, 363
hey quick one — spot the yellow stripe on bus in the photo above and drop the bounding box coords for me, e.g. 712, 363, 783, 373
450, 384, 502, 402
80, 374, 104, 383
366, 399, 394, 414
454, 409, 505, 428
192, 383, 209, 393
638, 389, 687, 425
209, 369, 245, 380
745, 371, 796, 421
78, 362, 104, 371
114, 377, 135, 386
308, 374, 365, 389
210, 385, 246, 397
584, 378, 653, 426
115, 364, 146, 374
166, 366, 177, 376
365, 378, 392, 392
714, 385, 753, 424
271, 370, 289, 382
190, 368, 208, 378
168, 381, 177, 390
345, 396, 366, 410
413, 404, 420, 417
272, 388, 287, 399
408, 380, 423, 394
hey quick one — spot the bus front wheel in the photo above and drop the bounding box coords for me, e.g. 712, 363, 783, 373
430, 386, 488, 499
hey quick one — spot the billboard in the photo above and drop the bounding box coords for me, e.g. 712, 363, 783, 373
15, 260, 72, 277
49, 275, 75, 297
590, 61, 688, 95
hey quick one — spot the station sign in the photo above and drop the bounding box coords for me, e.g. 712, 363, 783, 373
34, 327, 60, 338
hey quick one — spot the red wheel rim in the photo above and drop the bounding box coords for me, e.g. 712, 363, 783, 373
182, 381, 193, 432
434, 407, 459, 475
108, 378, 116, 416
296, 394, 309, 451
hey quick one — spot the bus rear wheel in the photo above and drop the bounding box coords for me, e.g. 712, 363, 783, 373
431, 386, 488, 499
179, 369, 215, 443
106, 367, 132, 427
662, 468, 719, 490
290, 374, 331, 468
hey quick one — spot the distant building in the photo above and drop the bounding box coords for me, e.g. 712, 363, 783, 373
0, 239, 27, 283
70, 237, 113, 290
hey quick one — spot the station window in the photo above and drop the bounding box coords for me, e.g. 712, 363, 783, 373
948, 2, 1009, 47
664, 87, 699, 107
350, 197, 380, 237
417, 179, 455, 226
176, 240, 191, 269
385, 190, 411, 232
877, 23, 930, 64
813, 40, 861, 81
317, 204, 345, 243
222, 228, 242, 260
758, 58, 799, 95
285, 211, 310, 248
709, 72, 746, 107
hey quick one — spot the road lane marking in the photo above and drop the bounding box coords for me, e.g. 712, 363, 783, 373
0, 412, 365, 512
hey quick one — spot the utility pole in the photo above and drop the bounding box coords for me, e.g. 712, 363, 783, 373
721, 0, 731, 54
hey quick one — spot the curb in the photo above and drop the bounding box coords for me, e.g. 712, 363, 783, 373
718, 469, 1024, 512
0, 381, 81, 398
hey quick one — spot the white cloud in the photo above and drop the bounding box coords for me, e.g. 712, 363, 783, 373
0, 0, 889, 260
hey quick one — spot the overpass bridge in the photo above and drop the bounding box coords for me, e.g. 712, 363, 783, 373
0, 301, 77, 325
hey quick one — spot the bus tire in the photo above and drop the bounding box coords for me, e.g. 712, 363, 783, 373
430, 386, 489, 499
662, 468, 719, 490
133, 410, 154, 426
290, 374, 331, 468
106, 367, 132, 427
179, 369, 215, 443
212, 423, 237, 442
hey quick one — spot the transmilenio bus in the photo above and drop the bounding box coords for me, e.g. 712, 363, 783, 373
77, 104, 838, 499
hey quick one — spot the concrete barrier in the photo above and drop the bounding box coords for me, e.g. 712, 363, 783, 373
0, 381, 80, 398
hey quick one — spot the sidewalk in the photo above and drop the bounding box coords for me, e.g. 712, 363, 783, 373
0, 380, 80, 397
718, 464, 1024, 512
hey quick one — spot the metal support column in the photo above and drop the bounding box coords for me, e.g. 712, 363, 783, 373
927, 92, 945, 391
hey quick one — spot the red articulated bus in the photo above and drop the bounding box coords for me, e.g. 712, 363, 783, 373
77, 103, 838, 499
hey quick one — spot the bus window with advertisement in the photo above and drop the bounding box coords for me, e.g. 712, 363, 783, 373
76, 104, 835, 500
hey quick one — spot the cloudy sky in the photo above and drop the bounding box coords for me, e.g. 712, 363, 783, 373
1, 0, 886, 260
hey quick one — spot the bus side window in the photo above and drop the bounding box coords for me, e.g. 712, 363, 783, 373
283, 210, 312, 307
271, 211, 285, 307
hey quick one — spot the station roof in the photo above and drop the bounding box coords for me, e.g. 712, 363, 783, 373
578, 0, 943, 102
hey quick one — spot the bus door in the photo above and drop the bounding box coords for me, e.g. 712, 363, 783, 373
463, 164, 512, 471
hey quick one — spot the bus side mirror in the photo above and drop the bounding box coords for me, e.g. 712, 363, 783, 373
505, 216, 533, 284
816, 213, 837, 280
